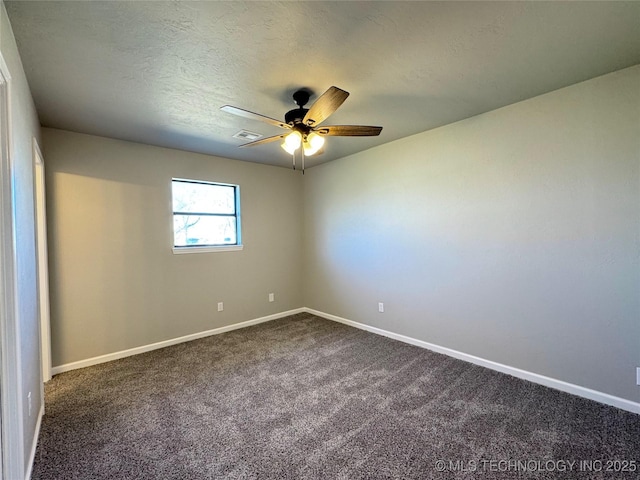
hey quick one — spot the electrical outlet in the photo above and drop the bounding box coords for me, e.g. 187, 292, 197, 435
636, 367, 640, 386
28, 391, 32, 417
378, 302, 384, 313
268, 293, 274, 302
217, 302, 224, 312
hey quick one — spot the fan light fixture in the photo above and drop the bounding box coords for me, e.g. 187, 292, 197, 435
281, 131, 324, 156
281, 131, 301, 154
304, 132, 324, 155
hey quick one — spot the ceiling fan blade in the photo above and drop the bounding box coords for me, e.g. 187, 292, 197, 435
221, 105, 290, 129
238, 132, 289, 147
303, 86, 349, 127
315, 125, 383, 136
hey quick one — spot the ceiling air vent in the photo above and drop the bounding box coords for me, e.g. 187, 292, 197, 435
233, 130, 262, 141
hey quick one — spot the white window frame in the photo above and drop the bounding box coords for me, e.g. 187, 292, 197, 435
171, 178, 243, 254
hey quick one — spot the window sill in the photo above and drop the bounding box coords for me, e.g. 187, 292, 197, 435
172, 245, 244, 254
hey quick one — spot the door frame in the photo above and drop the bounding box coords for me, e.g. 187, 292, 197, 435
33, 140, 51, 383
0, 52, 25, 480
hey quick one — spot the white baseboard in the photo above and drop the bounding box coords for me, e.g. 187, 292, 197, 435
304, 308, 640, 415
52, 308, 305, 375
50, 306, 639, 415
25, 402, 44, 480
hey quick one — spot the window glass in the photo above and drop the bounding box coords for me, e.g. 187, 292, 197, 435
172, 181, 235, 215
172, 179, 241, 249
173, 215, 237, 247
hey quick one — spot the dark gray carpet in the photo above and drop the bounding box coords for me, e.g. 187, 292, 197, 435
32, 313, 639, 479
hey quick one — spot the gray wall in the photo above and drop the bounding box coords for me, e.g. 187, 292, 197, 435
1, 1, 42, 472
303, 65, 640, 403
43, 129, 303, 367
42, 66, 640, 405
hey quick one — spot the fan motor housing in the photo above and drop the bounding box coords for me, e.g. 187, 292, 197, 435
285, 107, 308, 126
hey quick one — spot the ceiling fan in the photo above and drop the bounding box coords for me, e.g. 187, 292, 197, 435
221, 86, 382, 172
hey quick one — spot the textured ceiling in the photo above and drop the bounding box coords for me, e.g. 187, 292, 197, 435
6, 1, 640, 169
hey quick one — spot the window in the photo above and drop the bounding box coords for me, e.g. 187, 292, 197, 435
172, 178, 242, 253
